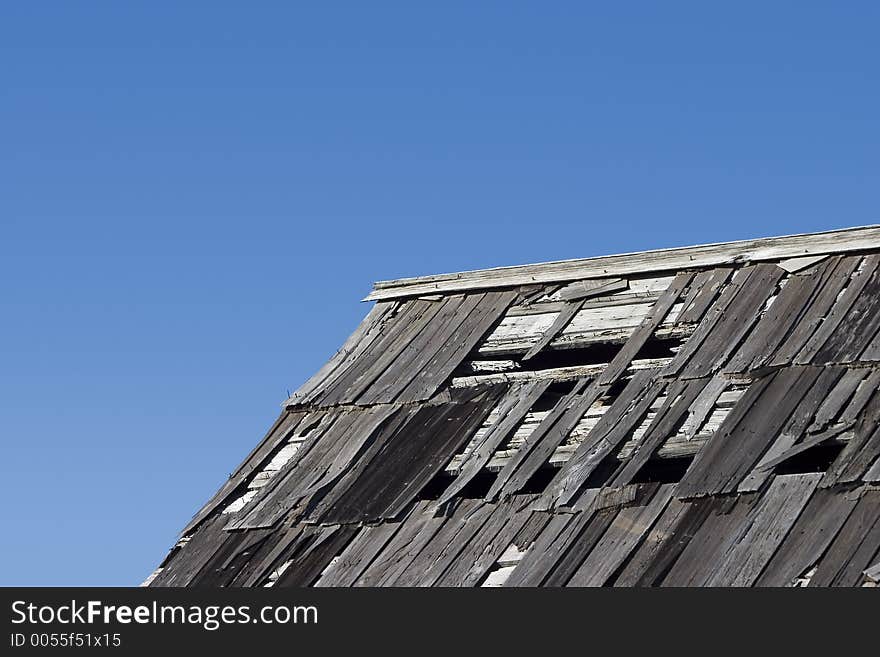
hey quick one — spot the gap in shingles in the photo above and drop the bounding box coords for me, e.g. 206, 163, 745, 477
579, 425, 653, 491
579, 456, 625, 490
605, 375, 635, 399
631, 336, 689, 362
420, 469, 501, 501
478, 543, 527, 587
565, 385, 665, 491
515, 341, 623, 372
519, 465, 562, 495
620, 410, 694, 483
417, 472, 457, 500
773, 442, 846, 475
457, 469, 500, 498
531, 380, 579, 411
460, 333, 685, 378
298, 415, 324, 437
630, 456, 694, 484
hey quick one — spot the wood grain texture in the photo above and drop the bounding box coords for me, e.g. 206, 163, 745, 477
705, 473, 820, 586
756, 487, 860, 587
809, 489, 880, 587
567, 484, 675, 587
522, 299, 586, 361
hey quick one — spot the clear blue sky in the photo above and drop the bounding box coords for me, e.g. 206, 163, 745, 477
1, 3, 877, 585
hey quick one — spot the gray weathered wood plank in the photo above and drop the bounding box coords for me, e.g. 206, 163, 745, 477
522, 298, 586, 361
557, 277, 629, 302
706, 473, 821, 586
756, 487, 860, 587
567, 484, 675, 587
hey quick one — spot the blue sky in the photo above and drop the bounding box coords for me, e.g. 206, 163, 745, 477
1, 3, 877, 585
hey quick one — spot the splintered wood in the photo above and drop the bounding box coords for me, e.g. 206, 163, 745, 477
148, 226, 880, 587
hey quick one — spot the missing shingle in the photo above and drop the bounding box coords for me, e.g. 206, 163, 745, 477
773, 442, 846, 475
632, 336, 688, 361
630, 456, 694, 484
457, 469, 500, 498
417, 472, 456, 501
519, 466, 562, 495
514, 342, 624, 372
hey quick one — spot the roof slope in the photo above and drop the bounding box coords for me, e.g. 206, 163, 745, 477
148, 226, 880, 587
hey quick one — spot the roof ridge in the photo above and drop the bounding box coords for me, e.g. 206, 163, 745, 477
365, 224, 880, 301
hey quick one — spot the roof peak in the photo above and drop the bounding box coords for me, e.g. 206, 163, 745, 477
366, 224, 880, 301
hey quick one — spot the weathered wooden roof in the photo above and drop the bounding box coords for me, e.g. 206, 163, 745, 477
148, 226, 880, 587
